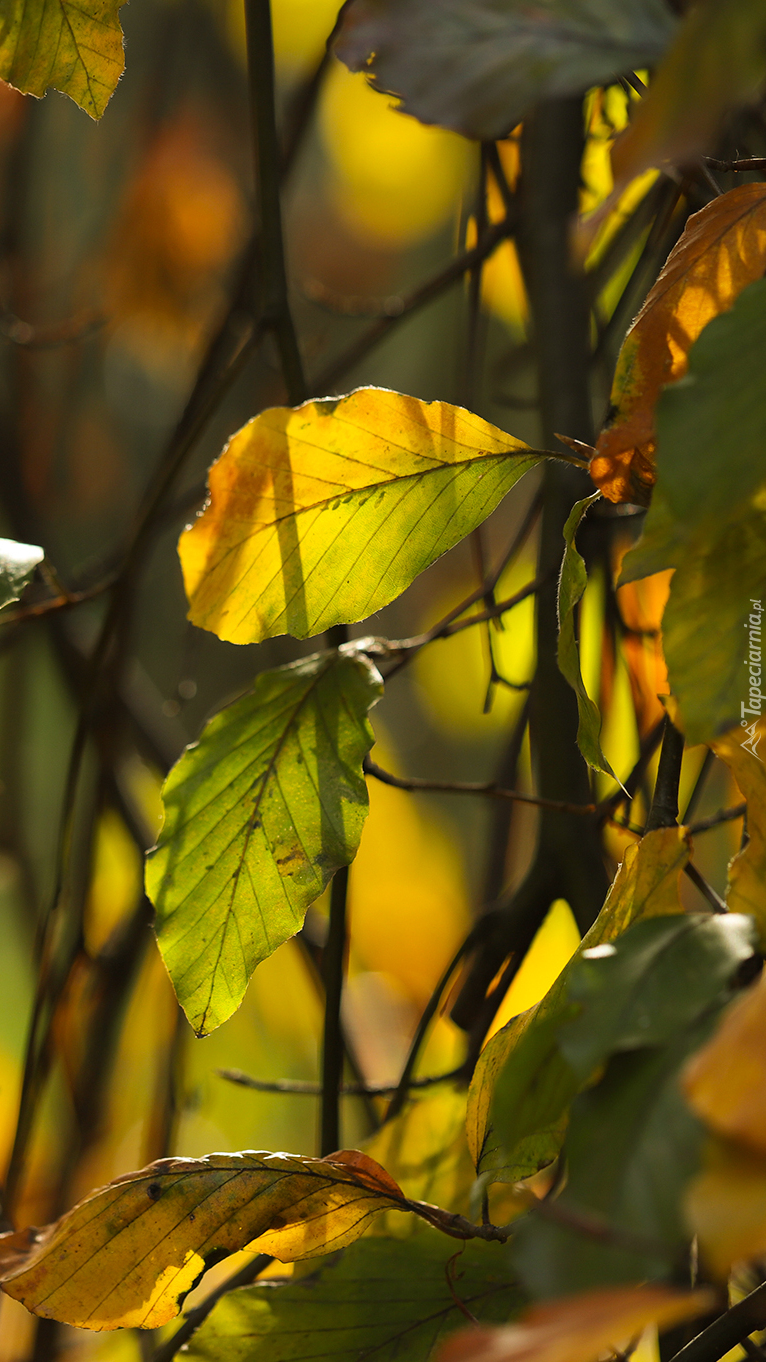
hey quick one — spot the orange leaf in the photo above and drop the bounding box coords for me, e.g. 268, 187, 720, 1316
437, 1286, 712, 1362
591, 185, 766, 505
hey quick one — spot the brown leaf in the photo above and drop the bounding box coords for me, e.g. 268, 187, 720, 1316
436, 1286, 713, 1362
591, 185, 766, 505
682, 970, 766, 1159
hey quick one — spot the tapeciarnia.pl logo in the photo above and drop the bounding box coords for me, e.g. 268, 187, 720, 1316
741, 598, 763, 760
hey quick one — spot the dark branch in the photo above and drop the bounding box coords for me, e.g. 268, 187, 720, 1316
363, 756, 596, 815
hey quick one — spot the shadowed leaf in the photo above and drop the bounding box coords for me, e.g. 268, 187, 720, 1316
334, 0, 675, 141
186, 1235, 523, 1362
0, 1149, 469, 1331
468, 828, 689, 1187
0, 538, 44, 610
611, 0, 766, 193
710, 728, 766, 946
557, 493, 616, 778
591, 185, 766, 506
146, 647, 382, 1036
437, 1286, 711, 1362
684, 1136, 766, 1279
179, 389, 544, 645
683, 970, 766, 1160
0, 0, 125, 118
620, 277, 766, 744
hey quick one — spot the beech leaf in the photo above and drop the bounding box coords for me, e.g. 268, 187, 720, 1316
710, 727, 766, 946
591, 185, 766, 506
557, 492, 617, 778
334, 0, 676, 142
468, 827, 690, 1187
0, 0, 125, 118
179, 388, 543, 645
187, 1236, 524, 1362
0, 1149, 433, 1331
145, 647, 382, 1036
437, 1286, 712, 1362
683, 970, 766, 1161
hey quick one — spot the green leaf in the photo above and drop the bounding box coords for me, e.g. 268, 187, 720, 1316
468, 827, 690, 1187
0, 538, 44, 610
510, 914, 755, 1296
559, 913, 757, 1081
335, 0, 676, 141
0, 0, 125, 119
145, 646, 382, 1036
557, 493, 617, 779
511, 1025, 711, 1296
621, 276, 766, 744
179, 388, 544, 645
185, 1236, 524, 1362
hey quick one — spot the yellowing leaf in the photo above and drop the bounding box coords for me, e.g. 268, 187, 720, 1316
685, 1137, 766, 1278
611, 0, 766, 193
0, 1149, 444, 1331
711, 727, 766, 946
682, 971, 766, 1160
436, 1286, 711, 1362
468, 827, 689, 1184
146, 648, 381, 1036
591, 185, 766, 505
179, 388, 542, 644
0, 0, 124, 119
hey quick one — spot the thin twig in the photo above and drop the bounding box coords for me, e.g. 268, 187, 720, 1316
686, 803, 746, 836
217, 1067, 462, 1096
151, 1255, 274, 1362
364, 756, 596, 814
705, 157, 766, 173
683, 862, 727, 914
665, 1279, 766, 1362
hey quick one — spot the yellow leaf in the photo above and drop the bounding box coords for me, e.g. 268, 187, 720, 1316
682, 971, 766, 1159
179, 388, 542, 644
681, 1133, 766, 1280
685, 1136, 766, 1278
468, 827, 690, 1180
436, 1286, 712, 1362
0, 0, 125, 119
0, 1149, 419, 1331
611, 0, 766, 193
591, 185, 766, 505
711, 727, 766, 946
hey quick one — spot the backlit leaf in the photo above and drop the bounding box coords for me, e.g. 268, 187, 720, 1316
179, 388, 542, 645
620, 277, 766, 744
591, 185, 766, 506
437, 1286, 711, 1362
710, 728, 766, 944
557, 493, 616, 778
468, 827, 689, 1186
0, 538, 44, 611
334, 0, 676, 142
611, 0, 766, 193
0, 1149, 456, 1331
186, 1235, 523, 1362
145, 646, 382, 1036
0, 0, 125, 119
683, 970, 766, 1160
684, 1136, 766, 1279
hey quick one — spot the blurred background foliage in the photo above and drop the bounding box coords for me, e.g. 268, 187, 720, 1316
0, 0, 750, 1355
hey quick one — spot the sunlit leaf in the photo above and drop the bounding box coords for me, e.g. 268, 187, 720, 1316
611, 0, 766, 193
437, 1286, 711, 1362
468, 828, 689, 1186
0, 1149, 458, 1330
683, 970, 766, 1160
710, 728, 766, 947
620, 277, 766, 744
187, 1235, 523, 1362
0, 538, 44, 611
180, 388, 542, 645
557, 493, 616, 778
591, 185, 766, 506
0, 0, 125, 118
334, 0, 676, 141
146, 647, 382, 1036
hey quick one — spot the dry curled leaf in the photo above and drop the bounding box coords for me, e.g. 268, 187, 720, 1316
591, 185, 766, 505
